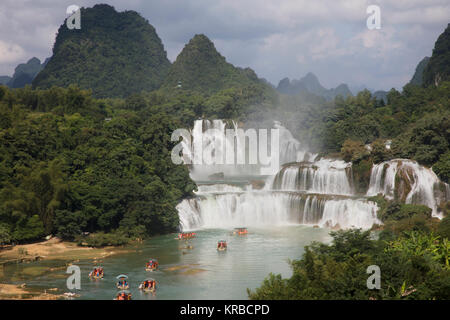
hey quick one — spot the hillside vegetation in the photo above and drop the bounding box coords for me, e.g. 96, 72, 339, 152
33, 4, 171, 98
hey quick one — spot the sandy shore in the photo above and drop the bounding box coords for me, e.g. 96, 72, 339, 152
0, 237, 120, 263
0, 283, 63, 300
0, 237, 128, 299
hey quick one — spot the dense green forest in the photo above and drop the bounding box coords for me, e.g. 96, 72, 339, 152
33, 4, 171, 98
0, 85, 199, 245
0, 82, 275, 246
248, 223, 450, 299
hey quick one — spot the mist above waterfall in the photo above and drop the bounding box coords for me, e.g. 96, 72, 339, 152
183, 119, 311, 179
176, 119, 382, 231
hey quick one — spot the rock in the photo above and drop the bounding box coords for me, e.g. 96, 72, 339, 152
250, 180, 265, 190
208, 172, 224, 180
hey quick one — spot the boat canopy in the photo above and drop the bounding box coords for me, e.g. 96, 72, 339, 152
143, 278, 155, 282
116, 274, 128, 279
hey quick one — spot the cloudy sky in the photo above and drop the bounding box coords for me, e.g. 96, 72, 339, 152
0, 0, 449, 90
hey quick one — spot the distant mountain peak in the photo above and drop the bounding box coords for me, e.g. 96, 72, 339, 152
0, 56, 47, 88
302, 72, 319, 82
277, 73, 352, 100
26, 57, 41, 65
190, 34, 214, 45
162, 34, 264, 93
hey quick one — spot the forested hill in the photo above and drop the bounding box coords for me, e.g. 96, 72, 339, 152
409, 57, 430, 86
32, 4, 171, 98
162, 34, 267, 94
423, 23, 450, 86
0, 85, 196, 245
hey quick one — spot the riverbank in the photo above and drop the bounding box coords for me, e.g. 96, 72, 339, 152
0, 283, 65, 300
0, 237, 121, 264
0, 237, 129, 299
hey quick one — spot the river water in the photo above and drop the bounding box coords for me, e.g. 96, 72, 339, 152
2, 226, 330, 300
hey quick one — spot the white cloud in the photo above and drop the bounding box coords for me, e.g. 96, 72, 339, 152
0, 40, 26, 64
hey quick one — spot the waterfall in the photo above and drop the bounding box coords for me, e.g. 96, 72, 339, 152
196, 184, 245, 194
184, 119, 314, 179
177, 190, 380, 231
367, 159, 449, 217
319, 199, 379, 230
177, 119, 382, 232
272, 159, 353, 195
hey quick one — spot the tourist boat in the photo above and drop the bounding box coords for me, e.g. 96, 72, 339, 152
114, 290, 132, 300
217, 240, 227, 251
145, 258, 159, 271
139, 278, 156, 293
233, 227, 248, 235
89, 266, 104, 279
116, 274, 129, 290
176, 232, 197, 240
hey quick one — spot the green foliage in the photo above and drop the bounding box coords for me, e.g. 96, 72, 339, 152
433, 151, 450, 183
33, 4, 170, 98
385, 231, 449, 269
382, 203, 432, 222
0, 85, 195, 243
351, 159, 373, 194
12, 215, 45, 243
392, 107, 450, 167
437, 216, 450, 239
0, 223, 11, 245
340, 139, 368, 162
249, 228, 450, 300
370, 198, 435, 240
423, 24, 450, 86
78, 231, 129, 247
162, 34, 269, 96
371, 139, 393, 163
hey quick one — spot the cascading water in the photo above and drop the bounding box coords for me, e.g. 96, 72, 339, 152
272, 159, 353, 195
176, 119, 383, 231
367, 159, 449, 217
177, 190, 380, 231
